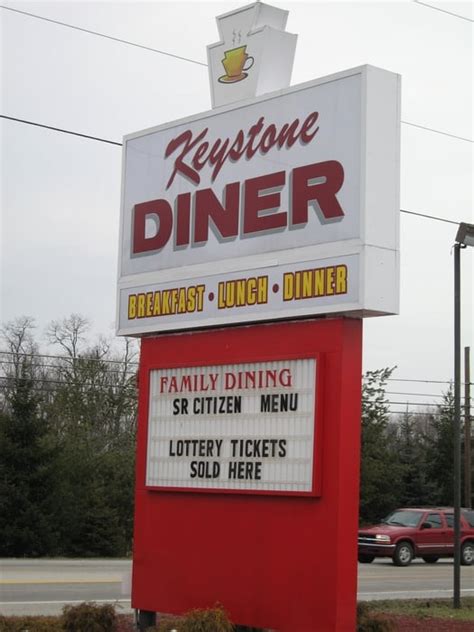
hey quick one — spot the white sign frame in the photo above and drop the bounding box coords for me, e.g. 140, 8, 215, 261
145, 358, 320, 495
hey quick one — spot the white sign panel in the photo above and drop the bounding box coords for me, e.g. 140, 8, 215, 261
117, 65, 400, 335
146, 359, 317, 493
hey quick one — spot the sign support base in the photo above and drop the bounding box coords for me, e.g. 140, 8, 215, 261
132, 317, 363, 632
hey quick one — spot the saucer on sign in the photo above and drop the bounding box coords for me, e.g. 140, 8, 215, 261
218, 72, 248, 84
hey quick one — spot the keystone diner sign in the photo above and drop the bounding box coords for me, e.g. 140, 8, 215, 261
117, 12, 400, 337
128, 5, 398, 629
146, 358, 318, 494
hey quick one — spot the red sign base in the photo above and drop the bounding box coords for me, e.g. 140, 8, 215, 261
132, 317, 362, 631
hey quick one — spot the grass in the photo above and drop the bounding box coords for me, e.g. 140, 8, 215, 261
366, 596, 474, 622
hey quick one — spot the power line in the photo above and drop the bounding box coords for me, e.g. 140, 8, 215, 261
413, 0, 474, 23
0, 350, 138, 366
0, 358, 137, 375
0, 375, 464, 409
0, 374, 136, 390
2, 6, 473, 146
3, 110, 472, 152
401, 120, 473, 144
0, 380, 461, 416
387, 377, 453, 385
1, 352, 471, 386
386, 390, 446, 399
0, 5, 207, 67
400, 209, 461, 226
3, 3, 472, 58
388, 410, 452, 417
1, 118, 470, 229
0, 370, 456, 407
386, 400, 455, 408
1, 119, 468, 228
2, 110, 472, 161
0, 115, 122, 147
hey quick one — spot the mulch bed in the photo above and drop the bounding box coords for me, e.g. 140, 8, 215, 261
116, 616, 474, 631
3, 614, 474, 631
115, 615, 474, 632
115, 616, 474, 631
380, 614, 474, 631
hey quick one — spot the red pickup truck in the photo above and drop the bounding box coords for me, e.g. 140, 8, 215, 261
358, 507, 474, 566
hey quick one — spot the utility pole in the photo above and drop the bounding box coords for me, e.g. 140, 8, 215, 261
465, 347, 472, 509
453, 242, 462, 609
453, 222, 474, 609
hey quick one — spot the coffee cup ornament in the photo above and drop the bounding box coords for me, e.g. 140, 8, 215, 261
219, 46, 254, 83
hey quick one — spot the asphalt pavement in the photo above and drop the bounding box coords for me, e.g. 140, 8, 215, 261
0, 559, 132, 616
1, 558, 473, 616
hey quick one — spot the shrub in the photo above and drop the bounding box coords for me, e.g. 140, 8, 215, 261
180, 605, 233, 632
62, 602, 117, 632
152, 605, 233, 632
155, 615, 183, 631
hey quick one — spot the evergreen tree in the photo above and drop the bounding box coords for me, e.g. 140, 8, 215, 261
0, 314, 138, 557
0, 366, 60, 556
396, 409, 438, 507
359, 367, 404, 524
424, 388, 458, 506
44, 316, 138, 556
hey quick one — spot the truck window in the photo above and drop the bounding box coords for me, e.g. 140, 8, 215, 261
445, 514, 454, 528
425, 513, 442, 528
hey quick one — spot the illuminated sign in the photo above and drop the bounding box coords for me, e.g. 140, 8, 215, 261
145, 359, 318, 494
117, 65, 400, 335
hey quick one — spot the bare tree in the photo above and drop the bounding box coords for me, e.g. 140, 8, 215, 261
45, 314, 90, 359
1, 316, 37, 372
0, 317, 40, 411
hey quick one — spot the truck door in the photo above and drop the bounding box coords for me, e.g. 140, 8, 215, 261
416, 511, 448, 556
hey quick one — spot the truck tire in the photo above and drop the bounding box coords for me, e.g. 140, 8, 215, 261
358, 553, 375, 563
461, 541, 474, 566
392, 541, 414, 566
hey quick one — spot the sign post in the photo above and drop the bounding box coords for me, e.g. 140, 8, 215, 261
117, 3, 400, 630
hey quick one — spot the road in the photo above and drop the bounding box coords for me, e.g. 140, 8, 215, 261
358, 558, 474, 600
1, 558, 473, 616
0, 559, 132, 617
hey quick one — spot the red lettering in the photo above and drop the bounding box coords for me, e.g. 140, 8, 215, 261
194, 183, 240, 243
192, 141, 210, 171
133, 199, 173, 253
228, 130, 245, 160
208, 138, 230, 181
131, 160, 345, 254
244, 116, 266, 159
260, 124, 278, 151
165, 128, 208, 188
244, 172, 287, 234
276, 119, 301, 148
175, 193, 191, 247
300, 111, 319, 143
291, 161, 345, 224
164, 113, 320, 189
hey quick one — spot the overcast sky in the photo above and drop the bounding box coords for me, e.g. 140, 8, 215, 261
1, 0, 473, 413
